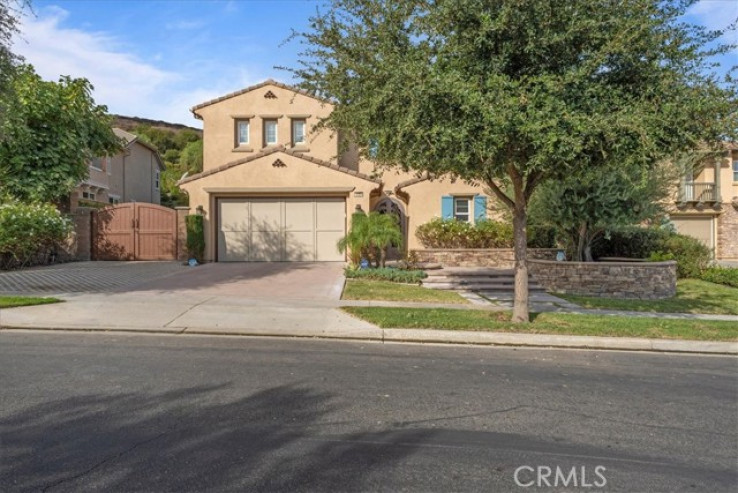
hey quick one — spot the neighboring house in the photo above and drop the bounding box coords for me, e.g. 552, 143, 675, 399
178, 80, 491, 262
72, 128, 164, 211
668, 145, 738, 260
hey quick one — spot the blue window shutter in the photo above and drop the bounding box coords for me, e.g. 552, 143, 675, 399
474, 195, 487, 222
441, 195, 453, 219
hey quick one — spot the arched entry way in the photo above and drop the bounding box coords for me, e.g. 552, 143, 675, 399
373, 197, 407, 260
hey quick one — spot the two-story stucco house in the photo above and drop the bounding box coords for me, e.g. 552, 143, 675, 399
72, 128, 164, 211
668, 145, 738, 260
178, 80, 491, 263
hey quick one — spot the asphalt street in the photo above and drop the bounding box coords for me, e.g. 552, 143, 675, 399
0, 331, 736, 492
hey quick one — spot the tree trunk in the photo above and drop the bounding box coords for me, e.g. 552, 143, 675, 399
380, 247, 387, 268
511, 204, 530, 323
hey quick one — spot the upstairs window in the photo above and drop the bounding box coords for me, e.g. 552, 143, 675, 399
292, 119, 306, 146
264, 119, 278, 146
155, 170, 160, 190
90, 157, 105, 171
733, 158, 737, 182
236, 120, 250, 146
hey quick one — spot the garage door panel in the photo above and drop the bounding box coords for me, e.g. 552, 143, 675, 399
285, 231, 315, 261
218, 197, 345, 262
285, 200, 315, 232
316, 231, 344, 261
671, 217, 714, 252
251, 230, 283, 261
219, 231, 249, 262
219, 200, 249, 232
316, 199, 345, 231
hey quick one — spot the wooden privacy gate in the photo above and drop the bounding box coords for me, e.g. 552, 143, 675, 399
93, 203, 178, 260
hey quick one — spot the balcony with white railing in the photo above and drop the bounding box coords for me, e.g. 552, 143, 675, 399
678, 182, 718, 204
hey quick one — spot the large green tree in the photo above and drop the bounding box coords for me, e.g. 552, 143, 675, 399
531, 162, 675, 261
0, 0, 27, 138
291, 0, 737, 321
0, 65, 123, 202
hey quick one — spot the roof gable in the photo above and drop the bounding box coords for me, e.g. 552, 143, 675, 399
178, 146, 380, 185
190, 79, 332, 117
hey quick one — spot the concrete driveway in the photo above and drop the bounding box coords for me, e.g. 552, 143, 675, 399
0, 261, 373, 336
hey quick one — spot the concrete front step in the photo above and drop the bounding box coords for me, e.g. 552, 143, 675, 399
425, 283, 545, 291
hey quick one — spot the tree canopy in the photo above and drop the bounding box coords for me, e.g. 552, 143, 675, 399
292, 0, 738, 321
0, 65, 122, 202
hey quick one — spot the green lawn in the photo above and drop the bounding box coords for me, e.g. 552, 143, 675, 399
342, 307, 738, 341
558, 279, 738, 315
342, 279, 468, 304
0, 296, 62, 309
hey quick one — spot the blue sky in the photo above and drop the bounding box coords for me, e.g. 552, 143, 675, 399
10, 0, 737, 127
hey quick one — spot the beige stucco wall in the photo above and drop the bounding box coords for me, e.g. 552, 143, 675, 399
179, 151, 379, 262
392, 177, 492, 251
195, 84, 353, 171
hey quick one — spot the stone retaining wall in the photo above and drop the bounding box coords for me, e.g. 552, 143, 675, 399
411, 248, 558, 268
718, 201, 738, 260
528, 259, 677, 299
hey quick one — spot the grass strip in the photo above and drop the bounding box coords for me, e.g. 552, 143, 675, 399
0, 296, 62, 309
342, 307, 738, 341
342, 279, 468, 304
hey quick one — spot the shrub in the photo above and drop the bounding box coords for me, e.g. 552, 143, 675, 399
416, 218, 512, 248
592, 227, 711, 278
660, 234, 711, 279
185, 214, 205, 262
416, 218, 557, 249
647, 251, 675, 262
345, 267, 427, 283
700, 266, 738, 288
0, 200, 72, 269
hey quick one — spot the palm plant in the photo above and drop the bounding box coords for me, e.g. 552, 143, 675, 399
337, 210, 404, 268
366, 212, 403, 268
337, 210, 370, 267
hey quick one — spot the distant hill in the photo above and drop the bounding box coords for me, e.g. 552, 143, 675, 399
112, 115, 202, 136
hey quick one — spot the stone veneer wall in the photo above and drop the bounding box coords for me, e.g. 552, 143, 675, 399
529, 259, 677, 299
412, 248, 558, 268
718, 202, 738, 260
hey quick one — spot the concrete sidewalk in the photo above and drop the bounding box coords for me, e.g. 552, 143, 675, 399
1, 292, 736, 355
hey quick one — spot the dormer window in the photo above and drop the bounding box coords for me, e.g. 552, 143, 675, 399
264, 119, 278, 146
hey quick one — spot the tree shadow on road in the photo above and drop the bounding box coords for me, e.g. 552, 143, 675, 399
0, 383, 436, 492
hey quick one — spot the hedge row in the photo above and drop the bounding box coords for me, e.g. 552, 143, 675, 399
345, 267, 427, 283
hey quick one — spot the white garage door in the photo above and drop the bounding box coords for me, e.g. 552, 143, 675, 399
670, 216, 715, 253
218, 198, 345, 261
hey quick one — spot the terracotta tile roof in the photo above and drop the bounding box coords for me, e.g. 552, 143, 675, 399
394, 175, 429, 193
177, 146, 381, 185
190, 79, 332, 117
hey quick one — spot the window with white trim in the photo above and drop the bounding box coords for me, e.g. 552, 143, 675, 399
264, 119, 278, 145
292, 119, 306, 146
155, 170, 160, 190
82, 191, 96, 201
454, 197, 471, 222
733, 158, 737, 182
90, 157, 105, 171
236, 119, 250, 146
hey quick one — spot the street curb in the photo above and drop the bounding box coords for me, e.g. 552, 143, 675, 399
1, 324, 736, 355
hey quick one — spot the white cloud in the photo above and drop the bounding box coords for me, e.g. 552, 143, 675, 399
11, 6, 215, 126
687, 0, 738, 46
